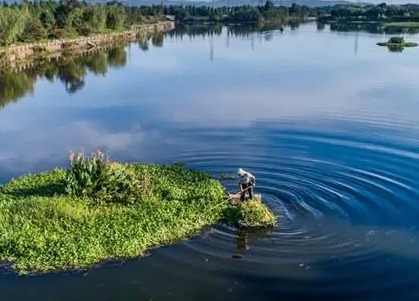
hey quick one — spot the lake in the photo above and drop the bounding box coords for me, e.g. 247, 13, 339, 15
1, 22, 419, 301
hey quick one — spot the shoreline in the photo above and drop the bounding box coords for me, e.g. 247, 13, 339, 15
0, 21, 174, 69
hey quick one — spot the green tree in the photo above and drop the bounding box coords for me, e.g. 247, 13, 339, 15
82, 5, 106, 33
105, 5, 126, 30
264, 1, 275, 11
0, 6, 28, 46
40, 9, 56, 32
20, 18, 47, 42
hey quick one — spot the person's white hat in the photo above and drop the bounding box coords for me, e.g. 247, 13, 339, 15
237, 168, 245, 175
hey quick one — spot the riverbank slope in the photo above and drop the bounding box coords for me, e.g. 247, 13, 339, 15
0, 21, 174, 68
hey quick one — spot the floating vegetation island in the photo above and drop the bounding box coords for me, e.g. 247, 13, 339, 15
377, 37, 418, 52
0, 151, 276, 274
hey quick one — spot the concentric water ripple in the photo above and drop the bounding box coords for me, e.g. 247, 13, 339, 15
3, 23, 419, 301
156, 123, 419, 300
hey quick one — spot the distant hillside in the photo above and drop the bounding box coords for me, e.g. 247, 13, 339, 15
1, 0, 370, 7
211, 0, 356, 7
91, 0, 367, 8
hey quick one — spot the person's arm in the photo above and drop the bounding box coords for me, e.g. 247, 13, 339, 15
251, 174, 256, 187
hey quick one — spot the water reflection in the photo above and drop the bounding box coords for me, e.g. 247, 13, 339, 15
1, 22, 419, 301
0, 71, 35, 109
328, 22, 419, 35
167, 23, 285, 40
0, 47, 130, 107
0, 25, 289, 108
235, 228, 272, 251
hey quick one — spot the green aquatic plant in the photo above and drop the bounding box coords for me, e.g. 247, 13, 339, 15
0, 152, 276, 274
225, 199, 277, 228
377, 36, 418, 52
389, 36, 404, 44
65, 150, 144, 204
0, 163, 227, 274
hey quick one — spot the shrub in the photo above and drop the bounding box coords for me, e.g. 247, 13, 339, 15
389, 36, 404, 44
49, 27, 78, 39
20, 19, 47, 43
76, 26, 93, 37
65, 150, 144, 204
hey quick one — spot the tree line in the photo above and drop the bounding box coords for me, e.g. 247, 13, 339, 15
3, 1, 419, 48
165, 2, 312, 24
0, 0, 165, 46
0, 0, 314, 47
319, 3, 419, 23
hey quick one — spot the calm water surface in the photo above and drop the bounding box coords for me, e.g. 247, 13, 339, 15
1, 23, 419, 301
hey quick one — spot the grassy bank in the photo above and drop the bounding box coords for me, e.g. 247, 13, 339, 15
0, 152, 277, 274
0, 21, 173, 68
0, 162, 228, 274
385, 22, 419, 28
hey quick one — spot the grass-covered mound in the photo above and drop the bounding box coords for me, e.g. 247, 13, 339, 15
225, 199, 276, 228
377, 37, 418, 52
0, 152, 228, 274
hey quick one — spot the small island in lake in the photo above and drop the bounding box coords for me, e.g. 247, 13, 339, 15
377, 37, 418, 52
0, 151, 275, 274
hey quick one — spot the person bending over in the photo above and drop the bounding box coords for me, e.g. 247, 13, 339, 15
237, 168, 255, 201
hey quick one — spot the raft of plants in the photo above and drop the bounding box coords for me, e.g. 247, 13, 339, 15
377, 36, 418, 48
0, 151, 276, 274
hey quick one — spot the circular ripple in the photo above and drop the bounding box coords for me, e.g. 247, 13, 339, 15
157, 123, 419, 298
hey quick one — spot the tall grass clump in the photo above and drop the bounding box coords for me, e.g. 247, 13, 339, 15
65, 150, 146, 204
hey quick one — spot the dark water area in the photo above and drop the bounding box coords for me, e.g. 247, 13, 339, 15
1, 23, 419, 301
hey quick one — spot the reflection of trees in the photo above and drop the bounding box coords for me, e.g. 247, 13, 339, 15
0, 46, 128, 108
151, 33, 164, 47
107, 47, 127, 68
289, 20, 301, 30
317, 22, 325, 31
228, 23, 283, 37
56, 59, 87, 94
329, 22, 419, 35
138, 38, 149, 52
0, 71, 36, 108
387, 44, 405, 52
85, 52, 108, 76
167, 24, 223, 39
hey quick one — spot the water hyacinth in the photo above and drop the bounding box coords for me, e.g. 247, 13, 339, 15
0, 151, 276, 274
0, 160, 227, 274
224, 199, 277, 228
